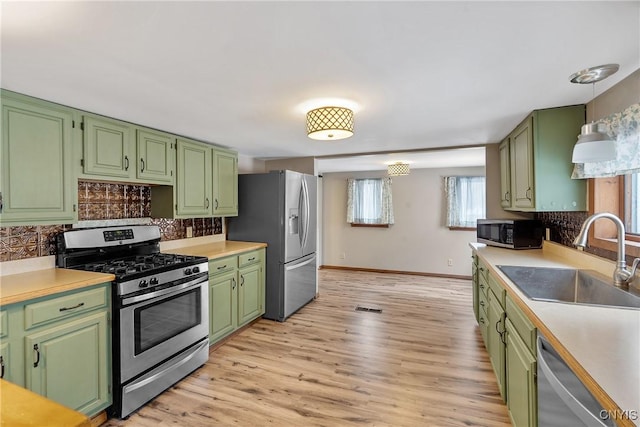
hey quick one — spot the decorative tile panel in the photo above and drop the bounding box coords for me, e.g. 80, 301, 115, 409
0, 180, 224, 261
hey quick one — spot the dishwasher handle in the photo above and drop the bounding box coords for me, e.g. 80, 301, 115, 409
537, 337, 612, 427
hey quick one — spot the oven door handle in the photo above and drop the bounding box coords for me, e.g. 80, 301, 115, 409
123, 339, 208, 394
121, 275, 207, 306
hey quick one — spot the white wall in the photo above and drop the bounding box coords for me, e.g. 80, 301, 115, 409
322, 167, 485, 277
237, 154, 265, 174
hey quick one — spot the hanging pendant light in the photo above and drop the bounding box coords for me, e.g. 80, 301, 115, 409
569, 64, 619, 163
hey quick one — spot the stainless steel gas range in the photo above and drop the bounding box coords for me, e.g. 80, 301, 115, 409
56, 225, 209, 418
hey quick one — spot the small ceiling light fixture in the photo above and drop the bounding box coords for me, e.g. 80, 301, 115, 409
569, 63, 619, 163
387, 162, 410, 176
306, 106, 354, 140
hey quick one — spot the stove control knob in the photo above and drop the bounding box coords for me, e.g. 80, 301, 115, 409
184, 268, 192, 275
139, 280, 148, 288
149, 277, 159, 286
193, 266, 200, 274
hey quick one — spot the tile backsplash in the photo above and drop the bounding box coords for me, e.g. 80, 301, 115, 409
0, 181, 223, 262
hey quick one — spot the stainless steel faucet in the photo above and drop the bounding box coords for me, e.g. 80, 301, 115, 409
574, 212, 640, 288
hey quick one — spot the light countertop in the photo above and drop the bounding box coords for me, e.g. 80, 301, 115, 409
473, 242, 640, 427
0, 240, 266, 307
0, 379, 91, 427
0, 268, 114, 306
162, 240, 267, 260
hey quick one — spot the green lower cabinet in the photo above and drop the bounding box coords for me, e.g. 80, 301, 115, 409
506, 318, 537, 427
238, 263, 262, 326
208, 249, 265, 345
487, 289, 506, 401
0, 340, 10, 383
471, 255, 479, 323
25, 310, 111, 416
209, 270, 237, 342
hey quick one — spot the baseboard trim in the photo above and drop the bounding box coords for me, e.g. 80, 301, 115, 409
319, 265, 471, 281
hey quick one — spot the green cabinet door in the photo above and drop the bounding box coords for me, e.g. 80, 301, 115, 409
25, 310, 111, 416
212, 148, 238, 216
471, 255, 479, 323
176, 138, 211, 217
511, 117, 535, 209
136, 130, 174, 184
506, 318, 537, 427
498, 137, 511, 208
487, 289, 506, 401
209, 271, 237, 342
83, 116, 133, 178
0, 93, 76, 225
238, 263, 262, 326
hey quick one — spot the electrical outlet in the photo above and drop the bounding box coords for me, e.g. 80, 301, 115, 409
186, 226, 193, 238
339, 252, 346, 260
447, 258, 453, 267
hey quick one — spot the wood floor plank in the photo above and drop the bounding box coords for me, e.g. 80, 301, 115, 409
103, 269, 510, 427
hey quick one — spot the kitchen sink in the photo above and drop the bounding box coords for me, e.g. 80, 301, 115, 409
496, 265, 640, 309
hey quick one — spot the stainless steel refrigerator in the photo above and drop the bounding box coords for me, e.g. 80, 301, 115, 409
227, 170, 317, 321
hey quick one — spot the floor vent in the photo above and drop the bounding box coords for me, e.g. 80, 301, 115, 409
355, 306, 382, 313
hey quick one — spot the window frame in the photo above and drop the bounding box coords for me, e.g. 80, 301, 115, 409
347, 177, 394, 227
444, 175, 486, 231
588, 176, 640, 258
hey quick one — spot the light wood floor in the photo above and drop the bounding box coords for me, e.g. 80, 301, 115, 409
103, 269, 510, 427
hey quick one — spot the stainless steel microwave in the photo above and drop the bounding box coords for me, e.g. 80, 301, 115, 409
476, 219, 544, 249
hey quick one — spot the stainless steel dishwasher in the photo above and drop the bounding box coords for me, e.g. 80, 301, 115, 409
537, 335, 615, 427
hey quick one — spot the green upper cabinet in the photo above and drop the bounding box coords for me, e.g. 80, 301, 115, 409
136, 129, 174, 184
500, 105, 586, 212
80, 116, 174, 185
498, 137, 511, 209
212, 148, 238, 216
176, 138, 211, 217
0, 91, 77, 225
82, 115, 133, 179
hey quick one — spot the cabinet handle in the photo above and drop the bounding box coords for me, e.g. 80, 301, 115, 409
205, 198, 210, 209
525, 187, 532, 200
125, 155, 129, 171
0, 355, 4, 379
0, 191, 4, 214
140, 158, 145, 172
479, 284, 485, 290
479, 301, 485, 307
217, 265, 227, 270
240, 275, 245, 286
505, 191, 510, 202
59, 302, 85, 312
247, 257, 255, 262
479, 317, 485, 324
33, 344, 40, 368
214, 198, 219, 210
232, 277, 236, 289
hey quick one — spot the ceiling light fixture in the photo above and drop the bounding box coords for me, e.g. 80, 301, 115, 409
306, 106, 354, 140
569, 63, 619, 163
387, 162, 410, 176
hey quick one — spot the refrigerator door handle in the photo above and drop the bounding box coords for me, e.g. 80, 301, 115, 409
298, 183, 305, 247
285, 254, 316, 271
301, 179, 309, 250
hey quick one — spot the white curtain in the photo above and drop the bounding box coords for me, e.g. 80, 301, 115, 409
572, 103, 640, 179
347, 178, 394, 225
445, 176, 486, 228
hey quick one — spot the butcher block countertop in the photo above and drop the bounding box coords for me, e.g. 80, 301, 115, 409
163, 240, 267, 260
472, 241, 640, 427
0, 379, 91, 427
0, 269, 114, 306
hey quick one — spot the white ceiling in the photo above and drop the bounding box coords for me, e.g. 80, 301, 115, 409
2, 1, 639, 173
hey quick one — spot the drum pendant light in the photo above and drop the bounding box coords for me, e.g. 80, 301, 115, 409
306, 106, 354, 140
569, 64, 619, 163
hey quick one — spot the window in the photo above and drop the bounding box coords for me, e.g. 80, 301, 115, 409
624, 172, 640, 235
347, 178, 394, 226
444, 176, 486, 229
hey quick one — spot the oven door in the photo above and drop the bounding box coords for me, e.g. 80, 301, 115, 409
119, 275, 209, 383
